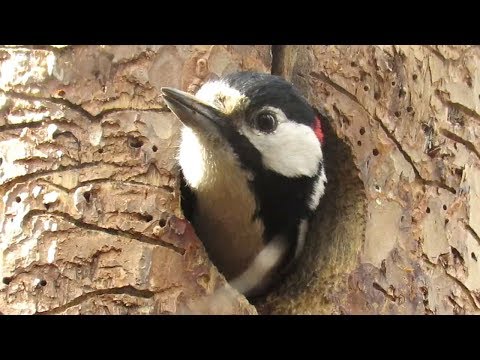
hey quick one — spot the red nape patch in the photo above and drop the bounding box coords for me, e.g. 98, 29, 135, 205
312, 116, 325, 145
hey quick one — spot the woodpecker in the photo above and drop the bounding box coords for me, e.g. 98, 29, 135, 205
161, 72, 326, 297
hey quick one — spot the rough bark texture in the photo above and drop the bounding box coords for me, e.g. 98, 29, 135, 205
1, 45, 479, 315
256, 45, 480, 315
0, 45, 270, 314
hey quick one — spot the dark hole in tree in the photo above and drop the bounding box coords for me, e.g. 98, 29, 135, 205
144, 214, 153, 222
359, 127, 365, 135
391, 81, 396, 86
399, 89, 406, 98
357, 140, 362, 146
363, 85, 369, 91
394, 111, 401, 118
57, 90, 66, 97
84, 191, 91, 202
472, 253, 477, 261
373, 149, 379, 156
350, 62, 357, 67
426, 207, 431, 214
39, 279, 47, 286
44, 203, 50, 210
445, 219, 449, 225
412, 74, 418, 81
0, 157, 3, 166
159, 218, 167, 228
152, 145, 158, 152
443, 205, 447, 210
129, 137, 144, 148
98, 148, 104, 154
3, 277, 12, 285
374, 92, 381, 100
407, 106, 413, 113
15, 196, 21, 203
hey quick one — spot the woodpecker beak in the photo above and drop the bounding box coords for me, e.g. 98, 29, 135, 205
161, 87, 228, 138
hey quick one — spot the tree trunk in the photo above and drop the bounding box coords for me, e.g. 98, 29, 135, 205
256, 45, 480, 315
1, 45, 479, 315
0, 45, 269, 314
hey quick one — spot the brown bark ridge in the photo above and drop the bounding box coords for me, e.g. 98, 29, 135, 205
0, 45, 270, 314
255, 45, 480, 315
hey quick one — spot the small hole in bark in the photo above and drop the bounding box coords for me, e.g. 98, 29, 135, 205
350, 62, 357, 67
394, 111, 401, 118
57, 90, 66, 97
472, 253, 477, 261
400, 215, 405, 222
363, 85, 369, 91
15, 196, 21, 203
454, 168, 463, 177
407, 106, 413, 113
357, 140, 362, 146
44, 203, 50, 210
359, 127, 365, 135
445, 219, 449, 225
443, 204, 447, 210
98, 148, 104, 154
374, 91, 381, 100
83, 191, 91, 202
0, 157, 3, 166
152, 145, 158, 152
372, 149, 379, 156
129, 138, 143, 148
3, 277, 12, 285
39, 280, 47, 287
412, 74, 418, 81
159, 218, 167, 228
391, 81, 396, 86
144, 214, 153, 222
399, 89, 406, 98
426, 207, 431, 214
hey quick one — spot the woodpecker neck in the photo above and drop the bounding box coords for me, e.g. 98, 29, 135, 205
178, 126, 266, 279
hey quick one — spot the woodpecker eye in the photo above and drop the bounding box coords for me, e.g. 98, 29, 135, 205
254, 113, 277, 133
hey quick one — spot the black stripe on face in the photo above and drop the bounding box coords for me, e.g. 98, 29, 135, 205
220, 125, 320, 246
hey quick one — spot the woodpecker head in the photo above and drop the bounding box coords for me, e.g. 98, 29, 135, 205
162, 71, 325, 181
162, 72, 326, 295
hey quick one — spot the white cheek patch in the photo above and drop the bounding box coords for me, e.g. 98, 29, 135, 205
195, 81, 248, 115
244, 121, 323, 178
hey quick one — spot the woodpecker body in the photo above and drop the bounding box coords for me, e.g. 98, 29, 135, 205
162, 72, 326, 297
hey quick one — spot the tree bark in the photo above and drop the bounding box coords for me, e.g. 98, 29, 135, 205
2, 45, 479, 315
0, 45, 270, 314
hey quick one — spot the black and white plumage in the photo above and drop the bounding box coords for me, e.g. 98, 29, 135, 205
162, 72, 326, 297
